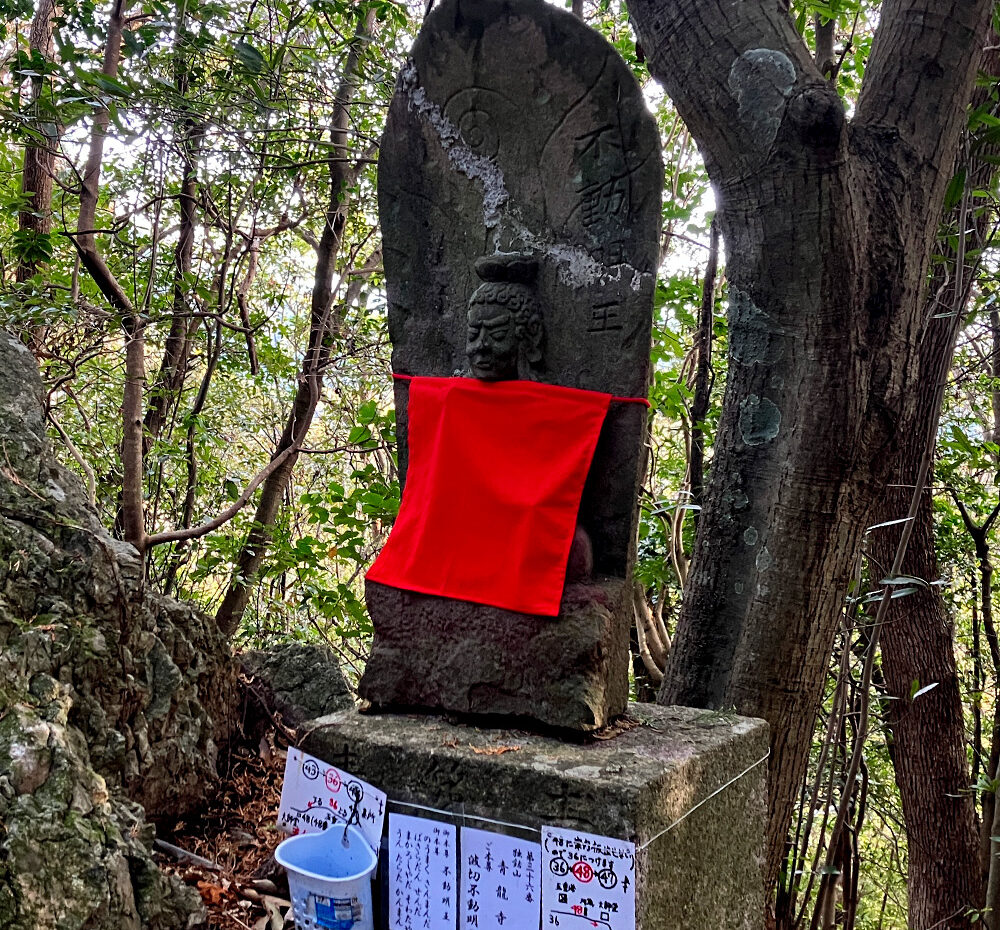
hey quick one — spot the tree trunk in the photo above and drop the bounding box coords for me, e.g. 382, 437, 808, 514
872, 486, 981, 927
688, 216, 718, 517
143, 21, 201, 449
625, 0, 993, 895
143, 134, 199, 447
70, 0, 147, 549
17, 0, 58, 286
213, 9, 375, 638
866, 73, 1000, 922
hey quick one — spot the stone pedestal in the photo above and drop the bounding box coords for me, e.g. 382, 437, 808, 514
359, 577, 630, 731
302, 703, 768, 930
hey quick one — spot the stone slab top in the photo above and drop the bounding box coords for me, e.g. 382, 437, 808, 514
302, 703, 768, 838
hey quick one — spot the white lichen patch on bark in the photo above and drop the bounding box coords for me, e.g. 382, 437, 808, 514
728, 49, 796, 149
730, 287, 784, 365
739, 394, 782, 445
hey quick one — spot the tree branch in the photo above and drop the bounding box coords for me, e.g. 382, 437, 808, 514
144, 443, 299, 548
856, 0, 992, 181
627, 0, 818, 179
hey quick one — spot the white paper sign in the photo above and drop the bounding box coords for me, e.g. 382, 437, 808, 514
541, 826, 636, 930
460, 827, 540, 929
389, 813, 457, 930
277, 748, 386, 854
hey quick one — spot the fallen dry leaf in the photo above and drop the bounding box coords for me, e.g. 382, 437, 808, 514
155, 736, 289, 930
469, 744, 521, 755
196, 880, 233, 907
591, 714, 642, 741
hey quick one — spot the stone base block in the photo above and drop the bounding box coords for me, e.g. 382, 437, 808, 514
303, 703, 767, 930
358, 577, 630, 731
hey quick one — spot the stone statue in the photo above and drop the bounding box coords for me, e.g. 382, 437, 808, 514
358, 0, 662, 731
465, 254, 544, 381
464, 252, 596, 582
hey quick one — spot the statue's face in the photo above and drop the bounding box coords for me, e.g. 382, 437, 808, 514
466, 301, 518, 380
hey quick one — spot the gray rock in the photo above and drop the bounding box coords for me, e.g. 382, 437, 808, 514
303, 704, 768, 930
0, 703, 205, 930
242, 642, 353, 729
363, 0, 662, 730
0, 327, 239, 927
362, 578, 629, 730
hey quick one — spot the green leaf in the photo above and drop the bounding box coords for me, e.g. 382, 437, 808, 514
944, 167, 967, 210
234, 41, 267, 74
358, 399, 378, 424
878, 574, 930, 588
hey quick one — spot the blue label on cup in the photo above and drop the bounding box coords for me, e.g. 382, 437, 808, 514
312, 894, 361, 929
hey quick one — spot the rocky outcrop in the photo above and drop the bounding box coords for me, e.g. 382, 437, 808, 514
0, 329, 240, 928
242, 642, 353, 731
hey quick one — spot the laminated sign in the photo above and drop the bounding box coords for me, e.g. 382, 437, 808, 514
277, 748, 387, 854
389, 813, 458, 930
460, 827, 541, 928
541, 826, 636, 930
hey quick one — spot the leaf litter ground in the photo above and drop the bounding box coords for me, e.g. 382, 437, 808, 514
154, 732, 293, 930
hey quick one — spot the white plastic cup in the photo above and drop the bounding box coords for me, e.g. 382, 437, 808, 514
275, 825, 378, 930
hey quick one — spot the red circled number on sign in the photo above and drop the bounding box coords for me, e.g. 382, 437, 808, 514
324, 768, 342, 793
571, 860, 594, 883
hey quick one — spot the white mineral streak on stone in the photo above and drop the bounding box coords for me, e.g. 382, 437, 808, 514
400, 60, 508, 228
512, 220, 652, 291
728, 48, 796, 149
400, 61, 652, 292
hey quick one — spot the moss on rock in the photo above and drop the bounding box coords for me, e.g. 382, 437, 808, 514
0, 328, 240, 927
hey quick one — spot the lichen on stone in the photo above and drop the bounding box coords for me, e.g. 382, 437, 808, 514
0, 328, 242, 929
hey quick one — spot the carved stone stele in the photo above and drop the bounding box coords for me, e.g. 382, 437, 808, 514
359, 0, 662, 730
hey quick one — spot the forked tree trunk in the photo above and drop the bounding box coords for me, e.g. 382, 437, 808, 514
625, 0, 993, 896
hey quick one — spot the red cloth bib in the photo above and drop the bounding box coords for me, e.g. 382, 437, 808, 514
366, 377, 612, 616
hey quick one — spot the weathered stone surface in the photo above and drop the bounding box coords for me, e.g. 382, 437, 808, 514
304, 704, 768, 930
361, 578, 630, 730
365, 0, 661, 729
379, 0, 661, 571
242, 642, 353, 729
0, 701, 204, 930
0, 327, 240, 927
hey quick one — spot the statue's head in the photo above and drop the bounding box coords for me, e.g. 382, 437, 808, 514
466, 253, 544, 381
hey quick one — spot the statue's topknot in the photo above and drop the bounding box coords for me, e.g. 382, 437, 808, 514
474, 253, 538, 285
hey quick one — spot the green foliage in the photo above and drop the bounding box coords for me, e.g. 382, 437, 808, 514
0, 0, 990, 923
